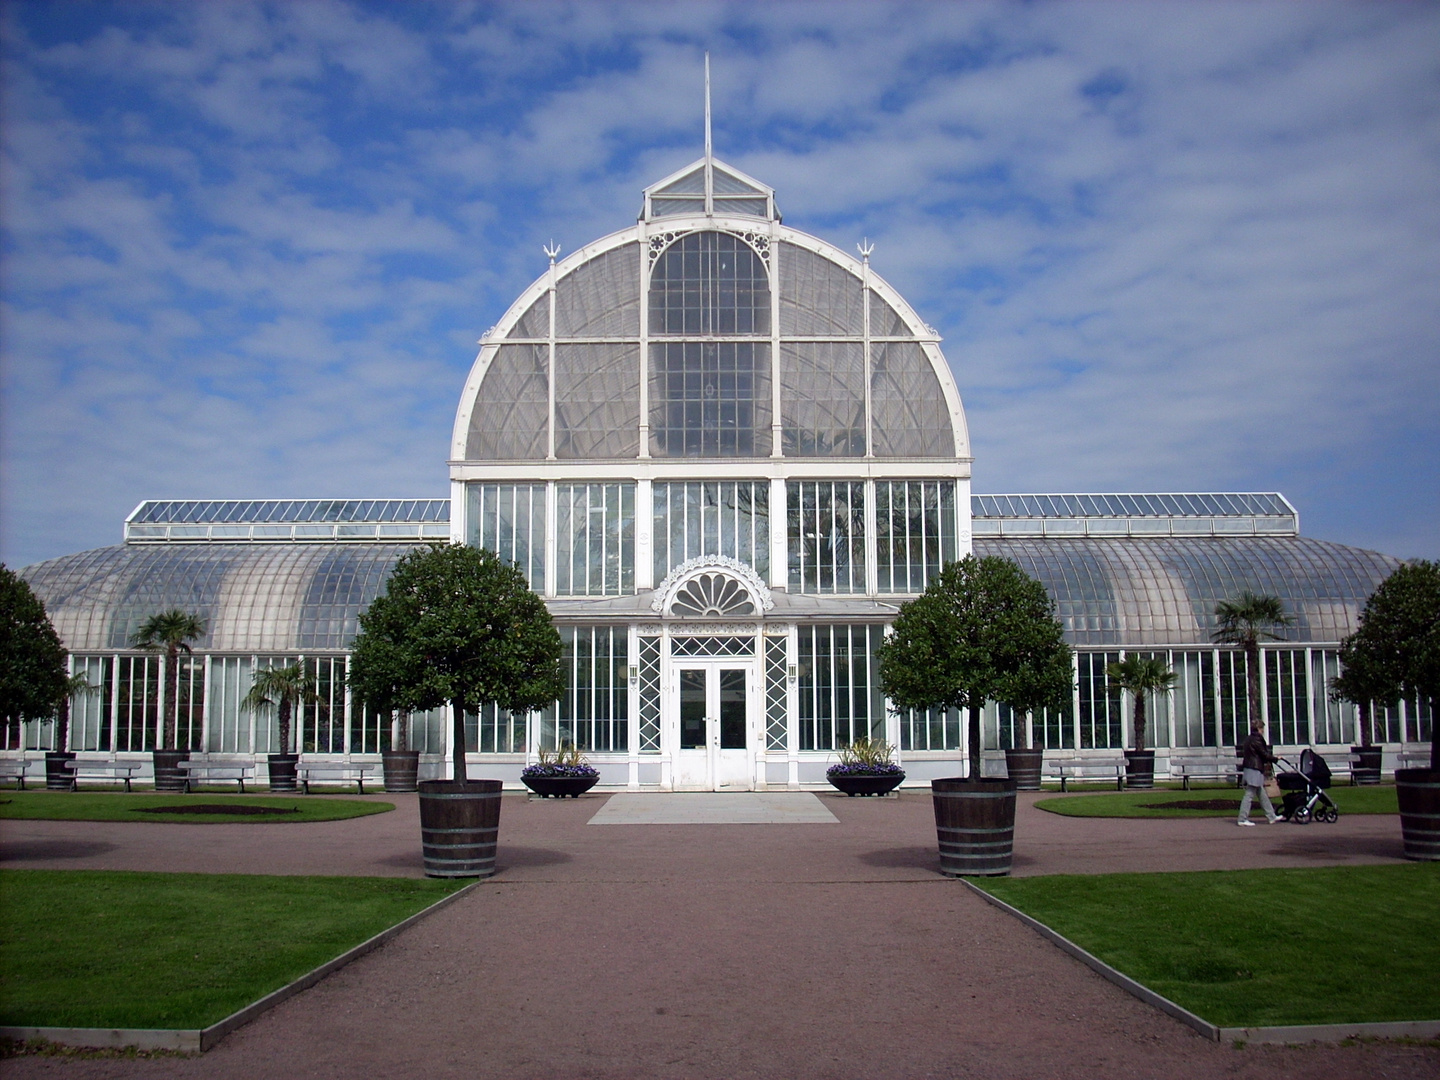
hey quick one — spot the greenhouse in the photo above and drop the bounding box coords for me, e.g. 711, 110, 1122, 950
14, 151, 1430, 788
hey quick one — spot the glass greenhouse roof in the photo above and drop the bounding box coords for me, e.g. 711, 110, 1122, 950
130, 499, 450, 524
971, 493, 1294, 519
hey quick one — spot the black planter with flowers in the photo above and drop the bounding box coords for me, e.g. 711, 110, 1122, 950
825, 738, 905, 796
522, 745, 599, 798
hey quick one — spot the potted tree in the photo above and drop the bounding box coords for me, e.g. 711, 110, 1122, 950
1330, 642, 1386, 785
243, 663, 316, 793
351, 544, 564, 878
46, 672, 97, 790
0, 565, 67, 779
1212, 591, 1293, 739
348, 633, 420, 792
522, 743, 600, 798
1340, 561, 1439, 860
878, 555, 1072, 876
1106, 655, 1179, 789
825, 737, 905, 796
130, 609, 205, 792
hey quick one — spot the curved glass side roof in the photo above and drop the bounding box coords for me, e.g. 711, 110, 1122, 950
21, 544, 415, 653
979, 535, 1398, 648
972, 493, 1295, 519
130, 499, 450, 525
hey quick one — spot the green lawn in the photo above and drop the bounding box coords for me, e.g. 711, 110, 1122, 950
0, 870, 466, 1029
1035, 784, 1398, 818
0, 791, 393, 824
976, 864, 1440, 1028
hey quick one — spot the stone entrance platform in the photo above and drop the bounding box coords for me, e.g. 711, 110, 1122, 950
587, 791, 839, 825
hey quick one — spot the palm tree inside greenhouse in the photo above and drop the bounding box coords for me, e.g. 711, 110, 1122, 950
243, 663, 317, 758
130, 609, 205, 750
1105, 655, 1180, 752
1212, 591, 1293, 737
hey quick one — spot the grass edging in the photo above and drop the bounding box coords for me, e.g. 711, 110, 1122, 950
960, 880, 1440, 1046
0, 878, 478, 1053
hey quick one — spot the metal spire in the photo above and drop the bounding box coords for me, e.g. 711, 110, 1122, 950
704, 51, 714, 216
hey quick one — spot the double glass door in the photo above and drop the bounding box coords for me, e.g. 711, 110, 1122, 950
673, 664, 754, 790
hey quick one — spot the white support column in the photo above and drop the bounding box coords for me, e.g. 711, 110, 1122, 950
450, 478, 467, 546
787, 623, 800, 790
638, 232, 651, 458
860, 240, 874, 459
545, 243, 559, 461
200, 653, 212, 755
544, 480, 558, 598
771, 221, 783, 458
636, 479, 654, 591
769, 477, 787, 590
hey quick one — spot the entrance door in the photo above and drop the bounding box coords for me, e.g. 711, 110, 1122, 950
672, 665, 754, 790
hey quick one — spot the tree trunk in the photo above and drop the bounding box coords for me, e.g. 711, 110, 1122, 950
968, 704, 982, 779
1360, 700, 1373, 747
1431, 695, 1438, 770
1245, 641, 1263, 735
57, 695, 70, 754
1133, 693, 1147, 753
164, 646, 179, 750
452, 699, 468, 782
279, 698, 292, 756
396, 710, 409, 752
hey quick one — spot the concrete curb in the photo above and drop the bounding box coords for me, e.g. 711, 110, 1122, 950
0, 879, 480, 1053
961, 880, 1440, 1045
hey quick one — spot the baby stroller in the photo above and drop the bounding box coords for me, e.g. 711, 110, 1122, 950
1275, 749, 1339, 824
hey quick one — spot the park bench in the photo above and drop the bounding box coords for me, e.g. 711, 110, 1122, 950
0, 758, 36, 790
1169, 755, 1242, 790
297, 762, 377, 795
178, 758, 256, 793
63, 759, 143, 792
1397, 750, 1432, 770
1045, 760, 1124, 792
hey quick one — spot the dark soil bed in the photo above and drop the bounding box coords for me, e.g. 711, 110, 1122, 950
1137, 798, 1240, 811
131, 804, 301, 816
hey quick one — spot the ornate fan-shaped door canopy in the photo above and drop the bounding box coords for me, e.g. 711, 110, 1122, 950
670, 572, 756, 617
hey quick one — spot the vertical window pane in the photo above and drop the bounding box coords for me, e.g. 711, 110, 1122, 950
653, 481, 769, 581
543, 626, 629, 752
556, 483, 635, 596
787, 481, 866, 594
796, 625, 883, 750
467, 483, 546, 591
649, 342, 771, 457
875, 480, 957, 593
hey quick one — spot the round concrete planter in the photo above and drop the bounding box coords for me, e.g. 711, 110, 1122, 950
522, 774, 599, 799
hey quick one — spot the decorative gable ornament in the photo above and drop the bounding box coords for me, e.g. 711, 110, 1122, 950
651, 555, 775, 617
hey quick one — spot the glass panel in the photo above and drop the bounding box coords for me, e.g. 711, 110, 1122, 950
648, 342, 771, 457
300, 656, 346, 754
780, 342, 865, 456
787, 481, 866, 594
1217, 651, 1250, 749
1265, 649, 1308, 746
466, 343, 549, 460
679, 669, 706, 750
900, 705, 963, 753
671, 636, 756, 657
1311, 649, 1349, 745
467, 483, 545, 590
796, 625, 884, 750
777, 242, 863, 336
637, 635, 662, 754
875, 480, 957, 593
543, 626, 628, 752
115, 655, 160, 752
649, 231, 770, 336
720, 669, 746, 749
870, 341, 953, 457
555, 245, 640, 338
70, 656, 113, 752
556, 484, 635, 597
1077, 651, 1122, 749
555, 343, 641, 458
1170, 650, 1218, 748
653, 481, 769, 582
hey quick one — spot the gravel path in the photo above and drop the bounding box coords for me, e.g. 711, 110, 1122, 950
2, 790, 1434, 1079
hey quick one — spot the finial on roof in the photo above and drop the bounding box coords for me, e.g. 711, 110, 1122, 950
543, 241, 561, 264
858, 238, 874, 262
704, 51, 714, 216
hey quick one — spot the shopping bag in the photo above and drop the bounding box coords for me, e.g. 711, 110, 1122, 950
1264, 776, 1281, 800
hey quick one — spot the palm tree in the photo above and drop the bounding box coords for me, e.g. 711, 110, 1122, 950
1106, 655, 1179, 752
131, 610, 206, 750
1212, 592, 1294, 737
243, 663, 317, 758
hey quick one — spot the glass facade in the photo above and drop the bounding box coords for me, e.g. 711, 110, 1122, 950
788, 481, 866, 594
653, 481, 769, 581
556, 483, 635, 596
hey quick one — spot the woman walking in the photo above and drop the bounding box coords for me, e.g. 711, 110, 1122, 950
1237, 719, 1280, 825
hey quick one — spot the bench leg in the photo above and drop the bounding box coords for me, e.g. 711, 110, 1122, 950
356, 779, 365, 795
237, 779, 245, 794
123, 777, 132, 792
1060, 776, 1069, 793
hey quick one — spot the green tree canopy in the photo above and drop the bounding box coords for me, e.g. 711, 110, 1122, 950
1338, 561, 1440, 769
1212, 591, 1293, 738
243, 663, 317, 758
350, 544, 564, 782
1105, 655, 1179, 753
131, 609, 206, 751
877, 554, 1073, 777
0, 564, 68, 747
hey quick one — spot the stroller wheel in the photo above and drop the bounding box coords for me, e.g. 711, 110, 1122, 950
1293, 806, 1312, 824
1322, 806, 1338, 824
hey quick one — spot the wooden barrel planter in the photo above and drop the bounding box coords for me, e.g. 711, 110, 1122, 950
418, 779, 503, 878
522, 774, 599, 799
44, 751, 75, 791
1395, 768, 1440, 862
1124, 750, 1156, 790
826, 772, 904, 797
267, 753, 299, 793
1003, 748, 1043, 791
931, 777, 1018, 877
1350, 746, 1382, 786
382, 750, 421, 793
152, 749, 190, 793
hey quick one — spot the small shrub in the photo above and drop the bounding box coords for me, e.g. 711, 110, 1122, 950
522, 743, 599, 779
826, 738, 903, 777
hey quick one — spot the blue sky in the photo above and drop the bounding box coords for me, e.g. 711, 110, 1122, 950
2, 1, 1437, 568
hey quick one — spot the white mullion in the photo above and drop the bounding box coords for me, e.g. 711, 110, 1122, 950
639, 236, 650, 458
546, 256, 557, 460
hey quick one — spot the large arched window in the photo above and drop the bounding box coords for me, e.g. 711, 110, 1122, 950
649, 232, 772, 457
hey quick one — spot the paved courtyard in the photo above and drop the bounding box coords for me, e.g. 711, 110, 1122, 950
1, 789, 1435, 1079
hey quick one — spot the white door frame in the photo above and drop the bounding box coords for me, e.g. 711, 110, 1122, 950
667, 657, 759, 791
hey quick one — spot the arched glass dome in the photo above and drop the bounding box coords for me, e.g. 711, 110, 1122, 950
454, 160, 968, 466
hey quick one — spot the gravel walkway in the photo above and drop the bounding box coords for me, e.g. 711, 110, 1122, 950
2, 790, 1434, 1079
